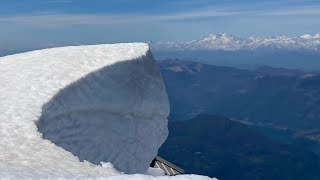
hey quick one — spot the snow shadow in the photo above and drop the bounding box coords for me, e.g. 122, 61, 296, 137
36, 51, 169, 174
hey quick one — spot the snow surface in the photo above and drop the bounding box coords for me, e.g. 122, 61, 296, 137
1, 170, 215, 180
35, 44, 169, 174
0, 43, 215, 179
146, 168, 166, 176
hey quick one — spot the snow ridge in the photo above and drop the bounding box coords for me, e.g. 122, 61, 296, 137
0, 43, 167, 177
152, 33, 320, 51
36, 46, 170, 174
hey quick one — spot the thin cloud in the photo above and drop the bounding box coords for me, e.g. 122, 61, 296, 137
263, 5, 320, 16
0, 8, 243, 28
45, 0, 73, 3
1, 4, 320, 29
167, 0, 215, 6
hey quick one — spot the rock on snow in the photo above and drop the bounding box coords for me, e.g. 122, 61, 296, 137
0, 43, 214, 179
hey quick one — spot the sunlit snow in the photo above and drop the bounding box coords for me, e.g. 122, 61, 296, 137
0, 43, 213, 179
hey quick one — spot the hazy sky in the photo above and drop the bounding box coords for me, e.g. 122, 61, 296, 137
1, 0, 320, 50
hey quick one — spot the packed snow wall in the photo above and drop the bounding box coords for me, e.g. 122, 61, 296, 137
36, 46, 170, 174
0, 43, 170, 176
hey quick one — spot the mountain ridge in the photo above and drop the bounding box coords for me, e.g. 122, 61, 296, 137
151, 33, 320, 52
158, 59, 320, 132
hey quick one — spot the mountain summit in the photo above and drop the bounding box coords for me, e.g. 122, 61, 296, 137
0, 44, 212, 179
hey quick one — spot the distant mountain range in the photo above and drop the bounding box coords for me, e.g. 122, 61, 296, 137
152, 33, 320, 71
158, 60, 320, 142
152, 33, 320, 51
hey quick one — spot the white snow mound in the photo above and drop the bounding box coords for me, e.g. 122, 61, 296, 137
0, 43, 181, 178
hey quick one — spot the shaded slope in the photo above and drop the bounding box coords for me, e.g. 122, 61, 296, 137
159, 115, 320, 180
158, 60, 320, 131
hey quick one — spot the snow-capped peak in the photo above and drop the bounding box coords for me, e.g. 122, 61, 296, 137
301, 33, 320, 39
199, 33, 237, 42
151, 33, 320, 51
301, 34, 313, 39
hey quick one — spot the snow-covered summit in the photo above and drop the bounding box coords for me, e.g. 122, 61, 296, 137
151, 33, 320, 51
301, 33, 320, 39
199, 33, 236, 42
0, 43, 150, 176
0, 43, 213, 179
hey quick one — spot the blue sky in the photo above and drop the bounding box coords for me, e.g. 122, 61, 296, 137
1, 0, 320, 50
